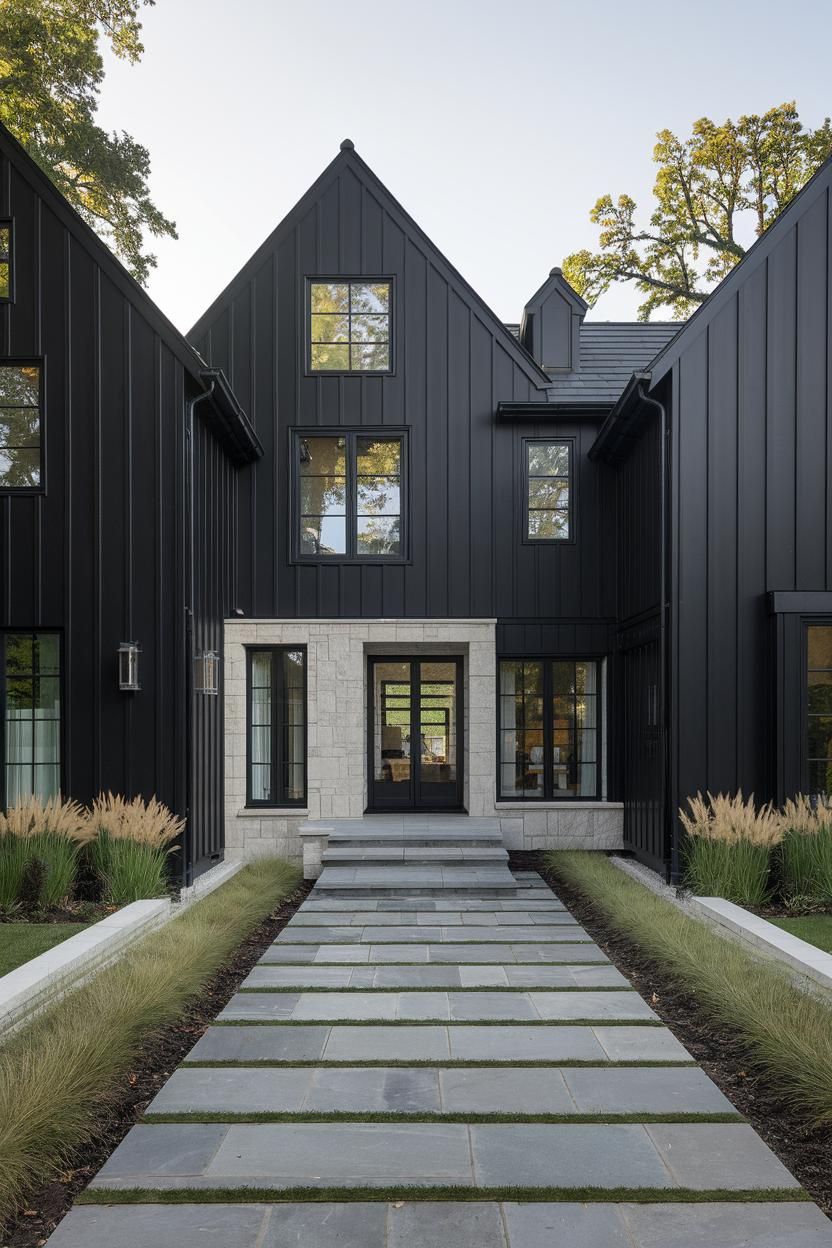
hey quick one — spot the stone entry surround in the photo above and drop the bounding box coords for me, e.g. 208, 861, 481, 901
46, 827, 832, 1247
223, 619, 623, 863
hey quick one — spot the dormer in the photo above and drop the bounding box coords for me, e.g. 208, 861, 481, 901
520, 267, 587, 373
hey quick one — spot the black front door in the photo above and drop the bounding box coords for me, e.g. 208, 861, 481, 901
367, 657, 463, 810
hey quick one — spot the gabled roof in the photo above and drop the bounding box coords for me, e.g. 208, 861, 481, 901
647, 150, 832, 385
0, 120, 258, 463
188, 140, 552, 390
547, 321, 679, 404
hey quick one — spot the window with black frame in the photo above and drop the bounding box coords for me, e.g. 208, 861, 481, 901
807, 625, 832, 796
525, 440, 571, 540
308, 280, 391, 372
0, 362, 43, 490
0, 221, 11, 301
247, 647, 307, 806
498, 658, 600, 799
2, 632, 61, 805
295, 431, 404, 559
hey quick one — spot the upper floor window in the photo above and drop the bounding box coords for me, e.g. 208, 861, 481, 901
525, 439, 572, 541
0, 221, 11, 301
807, 625, 832, 796
0, 362, 43, 490
308, 280, 392, 372
294, 430, 405, 560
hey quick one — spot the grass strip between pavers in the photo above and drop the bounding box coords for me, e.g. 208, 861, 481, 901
0, 858, 302, 1230
75, 1185, 810, 1207
180, 1058, 698, 1069
258, 960, 612, 967
273, 938, 596, 945
211, 1017, 665, 1027
140, 1110, 745, 1125
546, 852, 832, 1126
235, 984, 634, 993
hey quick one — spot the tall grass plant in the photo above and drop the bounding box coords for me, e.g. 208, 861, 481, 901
680, 791, 781, 904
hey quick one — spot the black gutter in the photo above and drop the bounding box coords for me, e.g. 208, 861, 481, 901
198, 367, 263, 465
496, 400, 612, 422
182, 379, 215, 890
587, 372, 651, 461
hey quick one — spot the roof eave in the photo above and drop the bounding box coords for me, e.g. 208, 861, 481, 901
496, 399, 612, 422
587, 372, 652, 462
199, 368, 263, 465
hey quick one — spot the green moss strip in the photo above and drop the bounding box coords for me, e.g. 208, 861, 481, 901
141, 1110, 744, 1125
546, 852, 832, 1126
181, 1058, 697, 1070
0, 859, 302, 1230
236, 984, 632, 993
76, 1185, 809, 1207
212, 1017, 664, 1028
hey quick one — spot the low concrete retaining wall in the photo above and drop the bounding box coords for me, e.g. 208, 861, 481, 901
0, 859, 243, 1036
610, 855, 832, 999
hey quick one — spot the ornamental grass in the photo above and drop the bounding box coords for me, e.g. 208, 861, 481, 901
0, 796, 90, 911
86, 793, 185, 904
779, 794, 832, 905
680, 790, 781, 905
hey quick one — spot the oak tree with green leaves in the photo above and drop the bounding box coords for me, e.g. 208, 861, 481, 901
563, 103, 832, 321
0, 0, 176, 283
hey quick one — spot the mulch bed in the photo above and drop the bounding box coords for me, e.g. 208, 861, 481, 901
2, 879, 312, 1248
514, 850, 832, 1218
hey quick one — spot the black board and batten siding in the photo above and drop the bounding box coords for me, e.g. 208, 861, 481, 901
0, 126, 246, 881
190, 148, 618, 626
638, 163, 832, 873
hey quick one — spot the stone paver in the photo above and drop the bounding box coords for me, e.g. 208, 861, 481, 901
45, 1202, 832, 1248
50, 818, 828, 1248
218, 989, 654, 1023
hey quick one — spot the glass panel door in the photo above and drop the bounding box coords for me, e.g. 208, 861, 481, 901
368, 657, 463, 810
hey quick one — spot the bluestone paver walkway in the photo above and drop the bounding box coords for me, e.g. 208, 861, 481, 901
46, 821, 832, 1247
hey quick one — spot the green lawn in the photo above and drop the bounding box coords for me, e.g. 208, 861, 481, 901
769, 914, 832, 955
0, 923, 89, 977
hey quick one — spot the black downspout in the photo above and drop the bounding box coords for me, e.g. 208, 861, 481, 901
636, 385, 675, 883
182, 379, 215, 890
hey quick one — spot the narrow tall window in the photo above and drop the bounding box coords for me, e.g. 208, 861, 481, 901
498, 658, 600, 799
0, 221, 11, 301
525, 439, 571, 540
2, 632, 61, 805
0, 362, 43, 490
308, 280, 391, 372
295, 430, 404, 559
247, 648, 307, 806
807, 626, 832, 796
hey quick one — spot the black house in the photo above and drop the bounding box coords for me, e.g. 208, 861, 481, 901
2, 125, 831, 881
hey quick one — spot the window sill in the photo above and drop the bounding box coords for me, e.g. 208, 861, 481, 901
495, 801, 622, 811
238, 807, 309, 818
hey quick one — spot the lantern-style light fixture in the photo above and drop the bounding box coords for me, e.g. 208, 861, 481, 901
194, 650, 220, 695
118, 642, 141, 692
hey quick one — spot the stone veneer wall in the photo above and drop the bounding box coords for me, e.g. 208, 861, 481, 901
224, 619, 623, 862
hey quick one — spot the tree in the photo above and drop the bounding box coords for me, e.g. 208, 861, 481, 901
562, 103, 832, 321
0, 0, 176, 283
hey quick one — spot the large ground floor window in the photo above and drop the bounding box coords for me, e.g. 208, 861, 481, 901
498, 658, 601, 800
247, 646, 307, 806
807, 625, 832, 796
1, 631, 61, 805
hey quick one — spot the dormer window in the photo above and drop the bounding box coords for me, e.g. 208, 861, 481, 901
308, 280, 392, 372
0, 221, 11, 301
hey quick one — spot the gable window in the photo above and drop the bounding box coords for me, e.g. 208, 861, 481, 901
807, 625, 832, 796
525, 439, 572, 540
0, 221, 11, 301
294, 430, 405, 560
2, 632, 61, 806
0, 362, 43, 490
308, 280, 392, 372
498, 658, 601, 799
247, 647, 307, 806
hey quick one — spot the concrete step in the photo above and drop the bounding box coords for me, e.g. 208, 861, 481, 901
46, 1201, 832, 1248
320, 847, 510, 865
313, 866, 518, 897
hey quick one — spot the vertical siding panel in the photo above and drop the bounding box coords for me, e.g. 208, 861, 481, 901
795, 192, 828, 589
448, 292, 471, 617
766, 227, 797, 590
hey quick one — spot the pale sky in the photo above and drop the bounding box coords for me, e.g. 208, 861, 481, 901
96, 0, 831, 333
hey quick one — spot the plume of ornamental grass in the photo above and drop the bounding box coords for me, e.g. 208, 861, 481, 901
86, 793, 185, 904
680, 790, 780, 905
780, 793, 832, 904
0, 797, 89, 910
